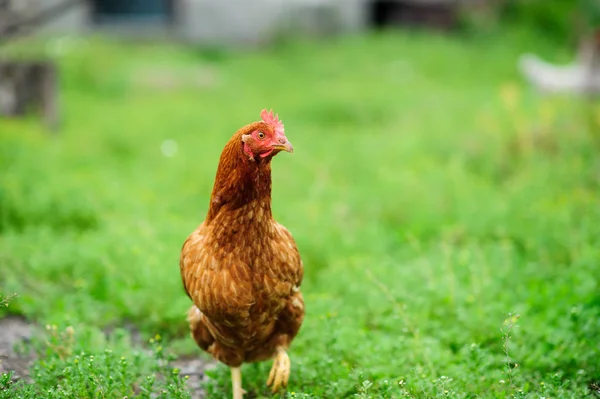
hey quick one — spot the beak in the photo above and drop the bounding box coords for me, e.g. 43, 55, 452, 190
273, 139, 294, 154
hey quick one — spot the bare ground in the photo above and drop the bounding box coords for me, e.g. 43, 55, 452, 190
0, 315, 34, 382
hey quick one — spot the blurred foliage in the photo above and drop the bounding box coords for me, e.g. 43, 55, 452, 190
498, 0, 600, 45
0, 27, 600, 398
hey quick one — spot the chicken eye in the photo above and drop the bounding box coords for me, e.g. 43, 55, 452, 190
257, 131, 266, 140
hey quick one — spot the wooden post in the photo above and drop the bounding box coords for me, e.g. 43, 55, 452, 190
0, 60, 60, 132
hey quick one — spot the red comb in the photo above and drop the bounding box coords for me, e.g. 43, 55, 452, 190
260, 109, 285, 136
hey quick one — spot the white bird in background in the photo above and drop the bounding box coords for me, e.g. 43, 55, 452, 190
518, 39, 600, 95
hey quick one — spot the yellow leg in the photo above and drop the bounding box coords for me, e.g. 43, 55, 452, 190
231, 366, 244, 399
266, 346, 291, 393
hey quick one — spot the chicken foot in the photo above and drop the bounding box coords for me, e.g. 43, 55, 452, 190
266, 346, 291, 393
231, 366, 246, 399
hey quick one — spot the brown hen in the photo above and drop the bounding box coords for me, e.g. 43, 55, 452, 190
180, 109, 304, 399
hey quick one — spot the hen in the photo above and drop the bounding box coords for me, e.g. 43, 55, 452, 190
180, 109, 304, 399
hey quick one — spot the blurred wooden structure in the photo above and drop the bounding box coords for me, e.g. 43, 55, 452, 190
0, 1, 68, 131
0, 61, 60, 131
0, 0, 87, 42
371, 0, 459, 30
0, 0, 494, 46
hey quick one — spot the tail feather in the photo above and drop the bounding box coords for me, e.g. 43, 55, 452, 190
187, 306, 215, 352
187, 305, 244, 366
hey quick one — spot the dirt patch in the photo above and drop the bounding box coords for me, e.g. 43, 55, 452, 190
172, 355, 216, 398
101, 322, 215, 397
0, 316, 214, 397
0, 315, 35, 382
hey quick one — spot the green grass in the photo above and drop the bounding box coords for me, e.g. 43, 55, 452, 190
1, 28, 600, 398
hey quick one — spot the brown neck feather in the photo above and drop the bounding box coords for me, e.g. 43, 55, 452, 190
206, 127, 273, 223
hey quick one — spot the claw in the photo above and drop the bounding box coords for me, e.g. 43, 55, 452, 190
266, 347, 291, 393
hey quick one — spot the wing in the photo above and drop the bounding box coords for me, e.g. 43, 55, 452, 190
180, 223, 255, 325
244, 221, 305, 361
271, 221, 305, 339
179, 224, 206, 300
272, 221, 304, 288
179, 234, 196, 300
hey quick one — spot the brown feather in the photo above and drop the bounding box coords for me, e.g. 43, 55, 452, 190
180, 120, 304, 368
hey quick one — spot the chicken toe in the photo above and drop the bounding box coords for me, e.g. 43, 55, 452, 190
266, 347, 291, 393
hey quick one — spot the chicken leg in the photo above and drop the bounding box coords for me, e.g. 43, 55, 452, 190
231, 367, 244, 399
266, 346, 291, 393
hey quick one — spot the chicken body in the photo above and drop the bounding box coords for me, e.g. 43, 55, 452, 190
180, 110, 303, 398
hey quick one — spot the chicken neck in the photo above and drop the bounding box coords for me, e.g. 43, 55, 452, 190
206, 133, 273, 223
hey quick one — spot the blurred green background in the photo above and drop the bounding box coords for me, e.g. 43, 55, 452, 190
1, 1, 600, 398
